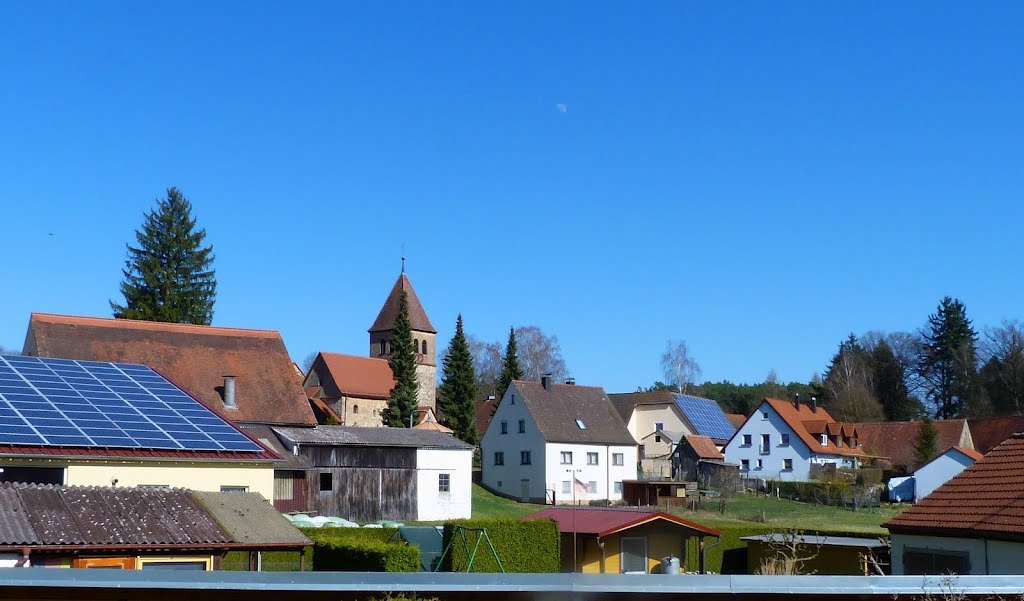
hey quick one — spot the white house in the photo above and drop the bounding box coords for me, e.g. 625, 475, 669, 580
723, 396, 865, 482
607, 391, 736, 447
912, 446, 983, 502
887, 434, 1024, 574
481, 377, 638, 504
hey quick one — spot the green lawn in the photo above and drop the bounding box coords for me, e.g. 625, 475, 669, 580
471, 484, 547, 519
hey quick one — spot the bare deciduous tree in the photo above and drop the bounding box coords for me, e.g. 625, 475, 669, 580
515, 326, 569, 382
981, 319, 1024, 415
467, 335, 503, 398
660, 339, 702, 394
755, 530, 823, 575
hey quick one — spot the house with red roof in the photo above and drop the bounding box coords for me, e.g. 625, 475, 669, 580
886, 433, 1024, 574
723, 396, 867, 481
525, 506, 719, 574
912, 446, 983, 501
303, 352, 394, 427
854, 418, 974, 472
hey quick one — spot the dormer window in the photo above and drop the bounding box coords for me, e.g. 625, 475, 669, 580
575, 419, 586, 430
820, 434, 828, 446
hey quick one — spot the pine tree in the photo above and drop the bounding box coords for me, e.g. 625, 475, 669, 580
913, 417, 939, 467
918, 297, 980, 419
110, 188, 217, 325
871, 340, 918, 421
439, 315, 478, 444
497, 326, 523, 402
384, 291, 419, 427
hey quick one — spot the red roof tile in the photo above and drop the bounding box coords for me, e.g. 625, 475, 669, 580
967, 415, 1024, 454
311, 352, 395, 400
368, 273, 436, 333
25, 313, 316, 426
474, 397, 498, 438
725, 413, 746, 429
885, 434, 1024, 539
953, 446, 985, 462
684, 435, 724, 460
854, 419, 972, 469
758, 398, 865, 458
524, 507, 720, 538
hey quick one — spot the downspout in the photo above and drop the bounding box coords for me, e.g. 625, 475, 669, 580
985, 538, 990, 574
606, 445, 611, 501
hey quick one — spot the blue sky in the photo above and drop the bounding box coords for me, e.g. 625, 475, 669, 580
1, 3, 1022, 393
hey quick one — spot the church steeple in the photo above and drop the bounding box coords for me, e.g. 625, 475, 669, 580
368, 273, 437, 334
368, 271, 437, 409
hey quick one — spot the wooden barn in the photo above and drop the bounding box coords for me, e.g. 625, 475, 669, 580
271, 426, 472, 522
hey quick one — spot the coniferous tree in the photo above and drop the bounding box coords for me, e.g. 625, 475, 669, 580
918, 297, 981, 418
871, 340, 919, 421
497, 326, 523, 401
110, 187, 217, 325
439, 315, 478, 444
384, 291, 419, 427
913, 417, 939, 467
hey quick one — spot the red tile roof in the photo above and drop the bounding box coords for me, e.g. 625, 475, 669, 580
953, 446, 985, 462
885, 434, 1024, 540
684, 435, 724, 460
854, 419, 972, 469
757, 398, 865, 458
474, 397, 499, 438
368, 273, 436, 334
24, 313, 316, 426
524, 507, 720, 538
967, 415, 1024, 454
725, 413, 747, 429
313, 352, 395, 400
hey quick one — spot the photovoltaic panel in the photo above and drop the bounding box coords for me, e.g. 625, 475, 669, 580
673, 393, 737, 441
0, 354, 263, 452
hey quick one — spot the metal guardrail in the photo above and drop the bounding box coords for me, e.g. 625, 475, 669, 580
2, 570, 1024, 599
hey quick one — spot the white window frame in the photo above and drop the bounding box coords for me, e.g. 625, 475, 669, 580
561, 451, 573, 464
438, 473, 450, 493
587, 452, 599, 466
613, 453, 624, 466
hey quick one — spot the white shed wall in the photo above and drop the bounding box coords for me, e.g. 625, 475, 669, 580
415, 448, 472, 521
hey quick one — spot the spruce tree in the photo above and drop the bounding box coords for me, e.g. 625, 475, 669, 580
918, 297, 980, 418
871, 340, 918, 421
497, 326, 523, 401
110, 187, 217, 325
439, 315, 478, 444
913, 417, 939, 467
384, 291, 419, 427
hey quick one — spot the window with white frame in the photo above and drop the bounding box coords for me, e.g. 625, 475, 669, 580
613, 453, 624, 466
588, 480, 597, 492
587, 452, 599, 465
762, 411, 769, 421
561, 451, 572, 464
783, 458, 793, 471
741, 459, 750, 471
781, 433, 790, 446
438, 473, 450, 493
820, 434, 828, 445
562, 481, 571, 495
756, 459, 763, 470
614, 481, 623, 494
494, 451, 504, 465
761, 434, 770, 453
742, 434, 752, 446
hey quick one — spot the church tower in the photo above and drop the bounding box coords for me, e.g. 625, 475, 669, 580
368, 270, 437, 409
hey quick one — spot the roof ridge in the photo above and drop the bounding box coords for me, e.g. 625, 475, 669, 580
31, 312, 280, 338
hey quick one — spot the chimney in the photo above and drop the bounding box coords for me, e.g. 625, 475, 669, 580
794, 393, 801, 410
223, 375, 237, 409
811, 396, 818, 413
541, 374, 553, 391
565, 377, 575, 386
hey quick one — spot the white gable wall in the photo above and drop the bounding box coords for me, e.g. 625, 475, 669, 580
724, 401, 813, 481
914, 450, 976, 502
415, 448, 472, 521
630, 404, 694, 443
480, 384, 547, 502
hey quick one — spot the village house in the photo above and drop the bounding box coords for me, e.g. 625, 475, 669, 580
303, 352, 394, 426
608, 391, 736, 449
524, 507, 720, 574
0, 483, 308, 570
912, 446, 983, 501
0, 354, 277, 497
724, 396, 866, 481
481, 377, 638, 504
21, 313, 315, 510
854, 418, 974, 473
672, 434, 727, 482
271, 425, 472, 522
886, 433, 1024, 575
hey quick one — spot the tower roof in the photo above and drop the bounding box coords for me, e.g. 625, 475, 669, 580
368, 273, 436, 334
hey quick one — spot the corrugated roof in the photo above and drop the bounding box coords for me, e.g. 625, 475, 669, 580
854, 419, 971, 469
742, 534, 887, 549
368, 274, 436, 334
312, 352, 395, 400
237, 425, 312, 470
25, 313, 316, 427
0, 486, 36, 545
524, 507, 720, 538
273, 425, 473, 450
967, 415, 1024, 454
193, 491, 311, 546
885, 434, 1024, 539
515, 381, 635, 446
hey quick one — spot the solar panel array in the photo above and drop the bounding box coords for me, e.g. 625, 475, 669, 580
673, 393, 737, 441
0, 354, 263, 452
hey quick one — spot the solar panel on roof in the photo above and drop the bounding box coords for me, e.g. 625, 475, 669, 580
673, 393, 736, 441
0, 355, 262, 453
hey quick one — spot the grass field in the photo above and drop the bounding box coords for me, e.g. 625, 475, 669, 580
470, 483, 547, 520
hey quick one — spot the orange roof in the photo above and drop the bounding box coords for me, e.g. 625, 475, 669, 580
885, 434, 1024, 539
24, 313, 316, 426
854, 419, 971, 469
761, 398, 865, 458
414, 421, 453, 434
967, 415, 1024, 454
525, 507, 720, 538
725, 413, 746, 429
684, 435, 724, 460
368, 273, 436, 334
953, 446, 985, 462
315, 352, 395, 400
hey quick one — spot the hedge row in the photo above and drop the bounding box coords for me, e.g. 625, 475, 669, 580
441, 519, 559, 573
302, 527, 418, 572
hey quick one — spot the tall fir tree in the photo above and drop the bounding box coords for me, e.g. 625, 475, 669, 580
918, 297, 981, 419
111, 187, 217, 325
497, 326, 523, 402
870, 340, 919, 421
439, 315, 478, 444
913, 416, 939, 467
384, 291, 419, 427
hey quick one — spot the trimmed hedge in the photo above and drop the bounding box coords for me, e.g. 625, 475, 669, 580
441, 519, 559, 573
302, 527, 418, 572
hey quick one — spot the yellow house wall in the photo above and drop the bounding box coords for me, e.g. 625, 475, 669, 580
566, 522, 689, 574
747, 541, 869, 575
0, 457, 274, 500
